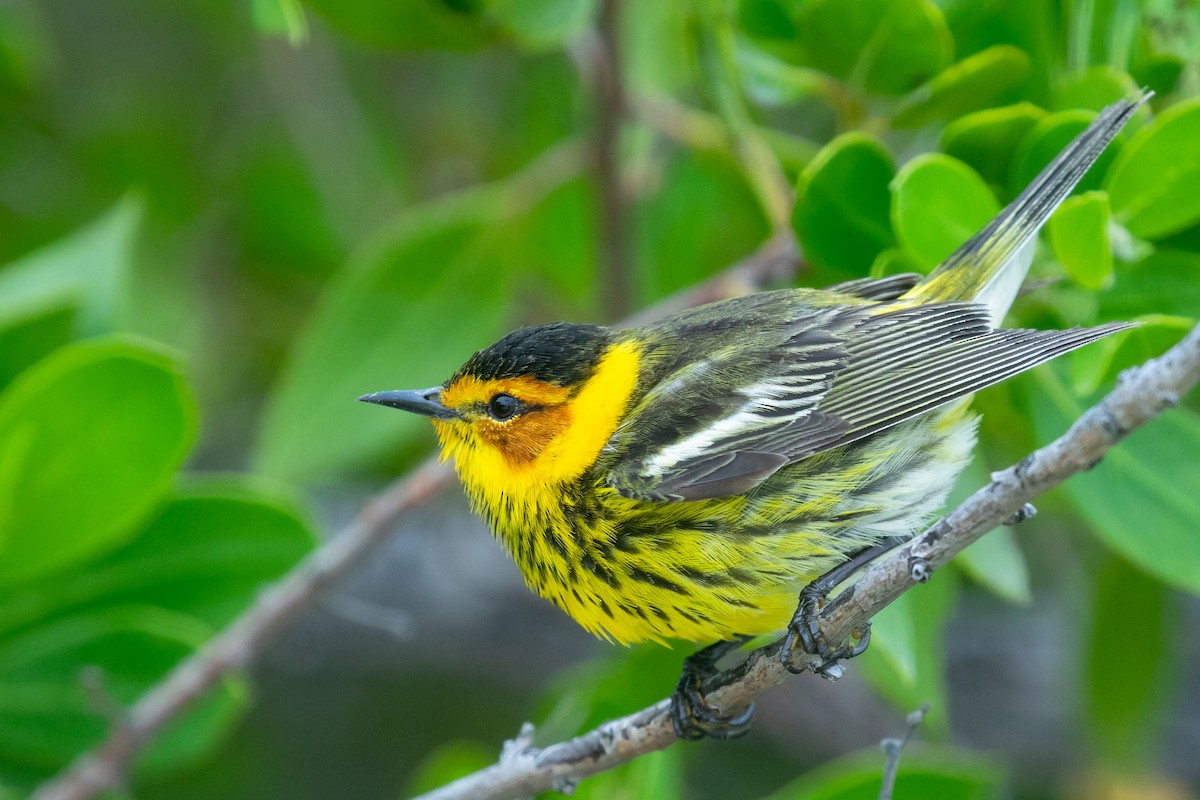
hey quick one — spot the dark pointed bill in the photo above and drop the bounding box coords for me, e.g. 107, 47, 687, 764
357, 388, 460, 420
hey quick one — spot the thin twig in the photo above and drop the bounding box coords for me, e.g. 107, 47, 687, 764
29, 241, 806, 800
408, 323, 1200, 800
879, 704, 929, 800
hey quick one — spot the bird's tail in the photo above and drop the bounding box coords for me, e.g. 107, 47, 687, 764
902, 93, 1150, 324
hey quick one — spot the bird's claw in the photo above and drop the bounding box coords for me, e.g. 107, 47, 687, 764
781, 585, 871, 678
669, 644, 755, 740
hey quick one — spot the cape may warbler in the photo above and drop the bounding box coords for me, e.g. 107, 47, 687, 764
361, 95, 1144, 735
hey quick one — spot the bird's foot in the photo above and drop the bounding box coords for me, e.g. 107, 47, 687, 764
669, 637, 755, 740
781, 581, 871, 679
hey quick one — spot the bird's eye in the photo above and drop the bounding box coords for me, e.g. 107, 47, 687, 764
486, 393, 520, 421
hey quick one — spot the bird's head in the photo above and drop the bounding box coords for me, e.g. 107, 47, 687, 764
360, 322, 641, 496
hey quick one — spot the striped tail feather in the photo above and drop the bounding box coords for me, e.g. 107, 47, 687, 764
903, 92, 1151, 324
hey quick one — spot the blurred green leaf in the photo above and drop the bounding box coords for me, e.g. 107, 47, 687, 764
859, 569, 957, 736
1084, 557, 1171, 774
507, 177, 597, 317
869, 590, 917, 686
1009, 110, 1116, 199
0, 337, 195, 586
624, 0, 692, 94
0, 2, 52, 91
792, 133, 895, 275
941, 103, 1047, 190
799, 0, 952, 96
949, 458, 1031, 605
0, 605, 243, 778
0, 300, 75, 393
255, 192, 514, 483
305, 0, 490, 50
251, 0, 309, 45
1101, 251, 1200, 322
637, 151, 771, 303
1131, 53, 1184, 98
0, 477, 315, 639
1030, 366, 1200, 592
869, 247, 923, 278
737, 0, 799, 41
760, 745, 1002, 800
136, 677, 246, 777
407, 740, 497, 796
738, 39, 837, 106
1106, 98, 1200, 240
893, 45, 1031, 129
1054, 65, 1139, 112
1048, 190, 1113, 291
573, 747, 683, 800
1069, 316, 1192, 397
488, 0, 594, 49
891, 154, 999, 270
0, 198, 140, 336
954, 528, 1031, 605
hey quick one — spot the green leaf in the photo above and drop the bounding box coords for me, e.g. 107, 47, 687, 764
251, 0, 308, 45
869, 590, 917, 685
0, 198, 140, 336
893, 45, 1031, 129
0, 3, 51, 91
0, 605, 242, 778
761, 746, 1002, 800
304, 0, 490, 50
738, 38, 838, 106
0, 299, 75, 393
948, 457, 1031, 605
947, 457, 1031, 604
799, 0, 952, 96
573, 747, 683, 800
255, 193, 513, 483
407, 741, 497, 797
941, 103, 1047, 190
1054, 65, 1139, 112
637, 151, 771, 303
1068, 317, 1192, 398
1009, 110, 1116, 200
1101, 251, 1200, 322
0, 477, 315, 639
792, 133, 895, 275
1048, 191, 1113, 291
1084, 557, 1171, 774
136, 676, 246, 776
891, 154, 999, 270
869, 247, 923, 279
488, 0, 594, 50
859, 569, 957, 736
1029, 366, 1200, 592
954, 528, 1031, 605
1132, 54, 1184, 98
0, 338, 195, 586
1106, 98, 1200, 240
623, 0, 691, 94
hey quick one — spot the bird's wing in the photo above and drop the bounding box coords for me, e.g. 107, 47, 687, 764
825, 273, 922, 301
605, 302, 1129, 502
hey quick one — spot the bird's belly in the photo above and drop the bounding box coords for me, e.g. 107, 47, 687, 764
506, 404, 978, 645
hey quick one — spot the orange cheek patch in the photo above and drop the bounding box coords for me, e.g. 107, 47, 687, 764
479, 406, 571, 466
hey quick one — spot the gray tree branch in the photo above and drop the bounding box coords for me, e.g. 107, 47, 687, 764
409, 322, 1200, 800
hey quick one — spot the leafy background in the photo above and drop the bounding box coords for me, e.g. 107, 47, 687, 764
0, 0, 1198, 798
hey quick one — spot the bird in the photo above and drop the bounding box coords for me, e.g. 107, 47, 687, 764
360, 94, 1144, 738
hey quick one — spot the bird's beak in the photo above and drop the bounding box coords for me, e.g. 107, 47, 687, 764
357, 387, 461, 420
